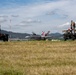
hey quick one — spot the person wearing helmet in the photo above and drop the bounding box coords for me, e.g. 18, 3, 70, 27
71, 20, 75, 34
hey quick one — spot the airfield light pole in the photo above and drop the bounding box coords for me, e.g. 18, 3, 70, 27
9, 15, 14, 39
9, 19, 12, 38
0, 24, 1, 34
9, 15, 19, 39
0, 20, 2, 34
0, 18, 1, 34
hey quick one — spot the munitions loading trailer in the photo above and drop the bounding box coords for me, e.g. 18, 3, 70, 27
0, 25, 9, 41
63, 30, 76, 41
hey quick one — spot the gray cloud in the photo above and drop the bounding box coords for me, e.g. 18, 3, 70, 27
21, 19, 41, 24
0, 15, 8, 18
46, 9, 69, 19
11, 15, 19, 17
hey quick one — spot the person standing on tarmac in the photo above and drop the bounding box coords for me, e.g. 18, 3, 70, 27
71, 20, 75, 34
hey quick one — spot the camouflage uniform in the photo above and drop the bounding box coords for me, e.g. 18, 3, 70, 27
71, 20, 75, 34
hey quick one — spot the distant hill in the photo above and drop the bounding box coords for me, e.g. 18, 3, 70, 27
0, 30, 30, 39
0, 30, 63, 39
49, 33, 63, 39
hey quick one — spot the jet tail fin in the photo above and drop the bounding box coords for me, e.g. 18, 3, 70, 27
45, 31, 50, 36
32, 32, 36, 35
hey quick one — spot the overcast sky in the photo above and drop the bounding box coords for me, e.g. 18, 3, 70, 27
0, 0, 76, 34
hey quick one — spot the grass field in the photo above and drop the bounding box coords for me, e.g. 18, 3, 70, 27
0, 40, 76, 75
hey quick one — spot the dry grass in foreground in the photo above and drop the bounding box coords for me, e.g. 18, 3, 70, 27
0, 41, 76, 75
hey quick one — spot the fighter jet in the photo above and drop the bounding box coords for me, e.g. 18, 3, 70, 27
29, 31, 51, 40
